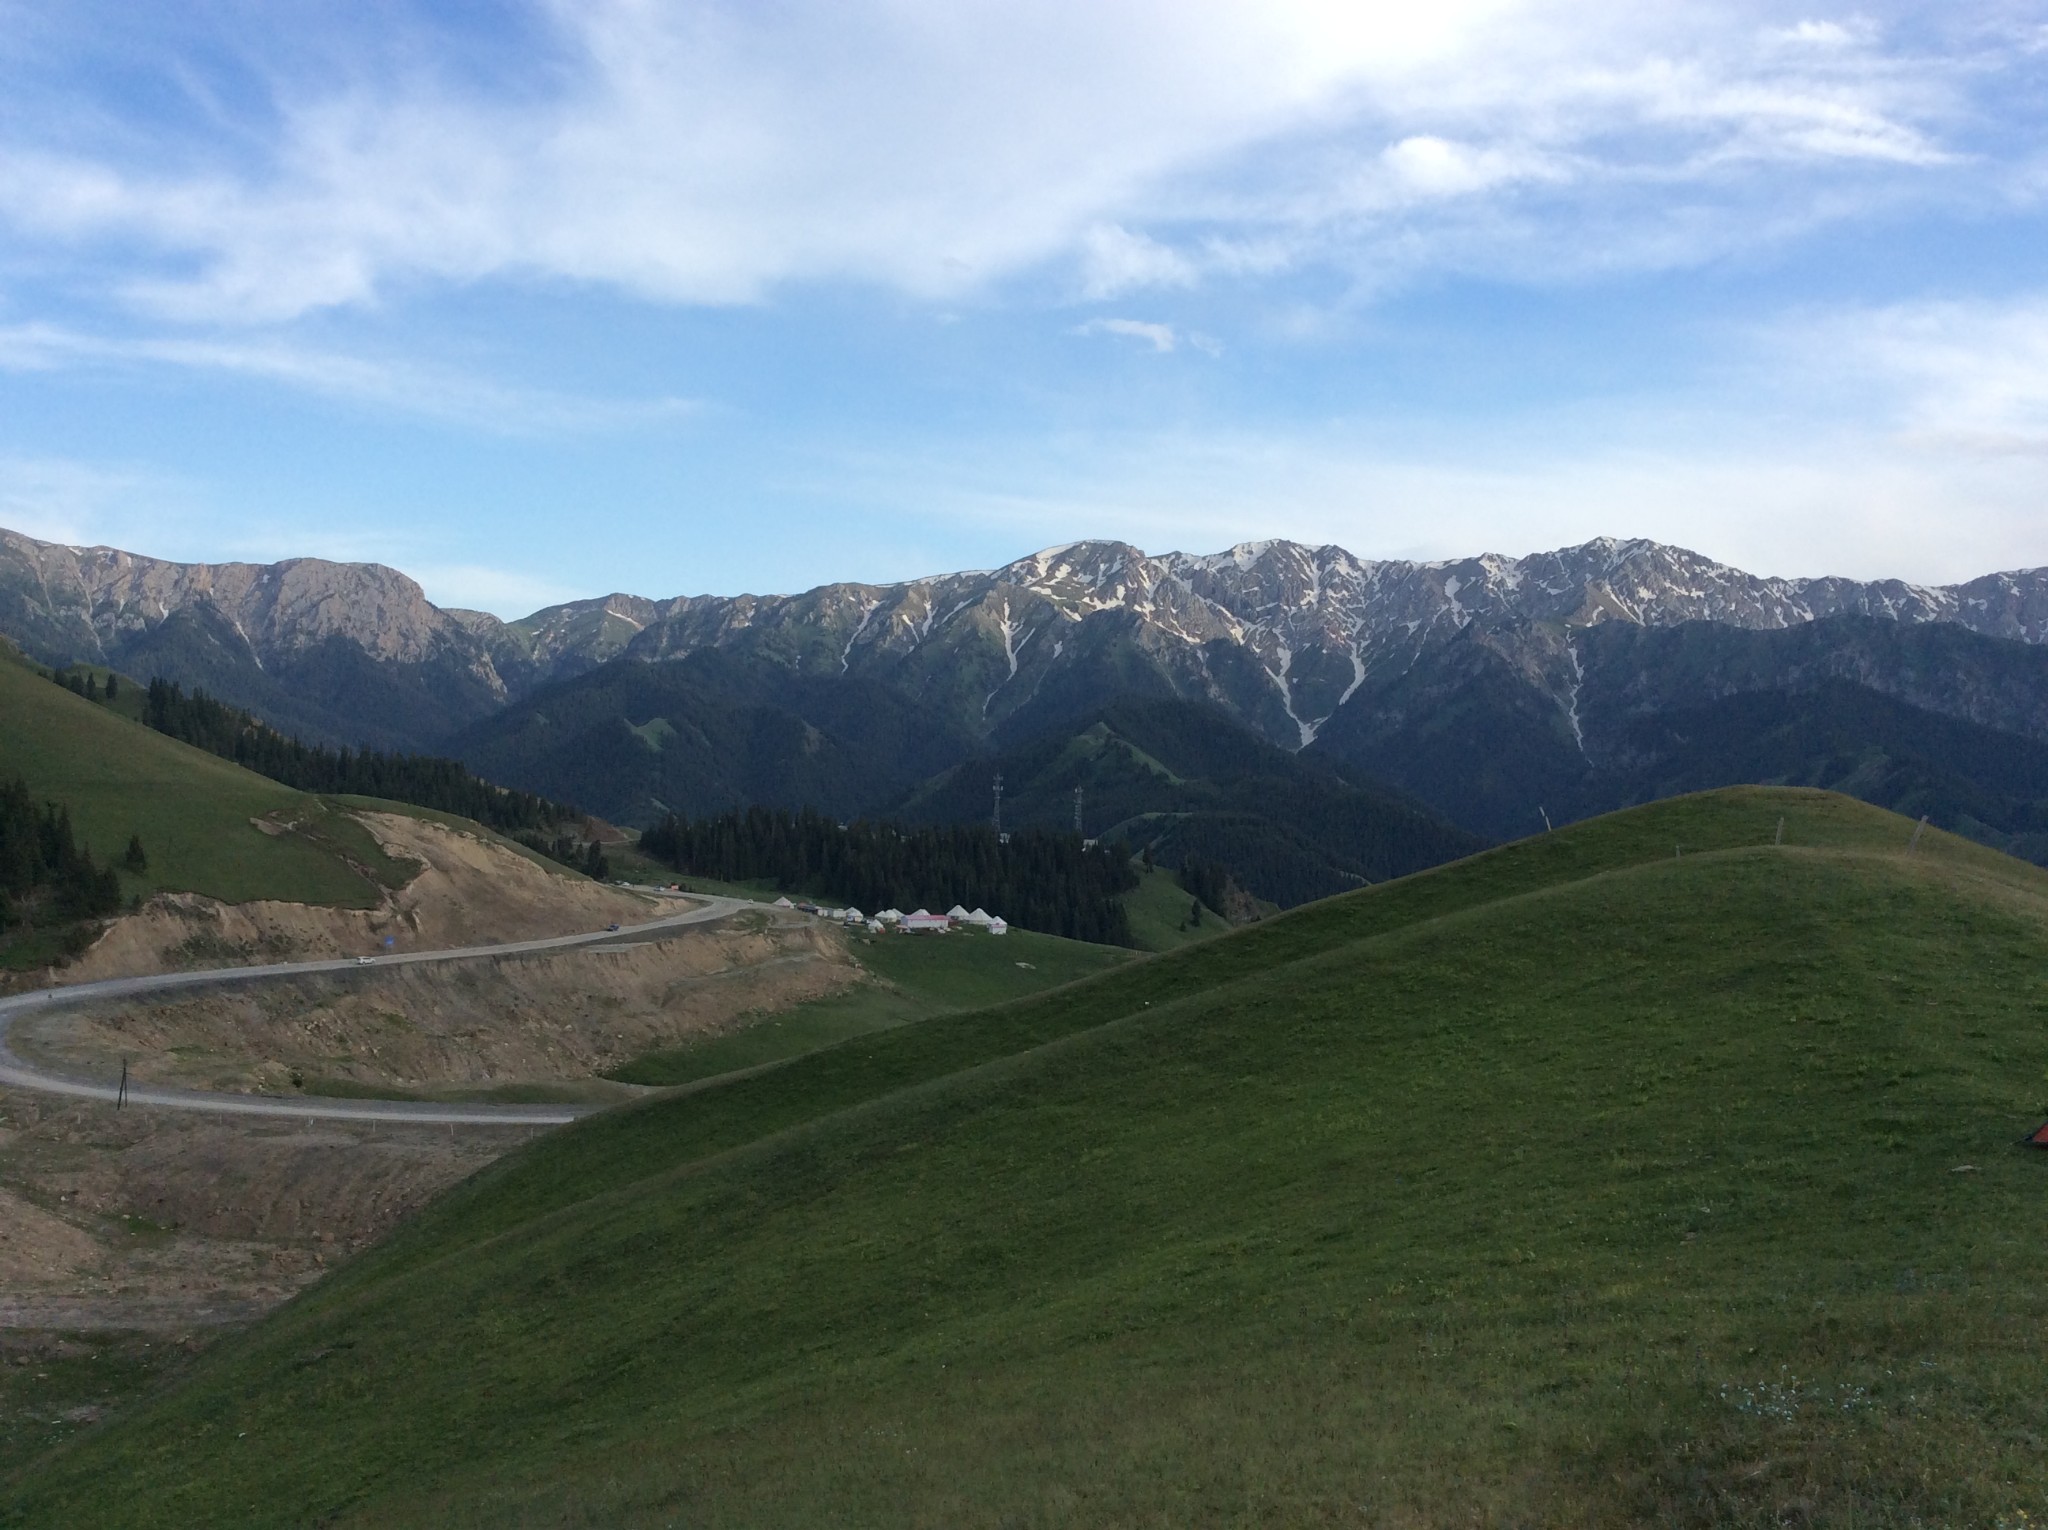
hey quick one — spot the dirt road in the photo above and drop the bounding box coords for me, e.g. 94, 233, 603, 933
0, 893, 751, 1126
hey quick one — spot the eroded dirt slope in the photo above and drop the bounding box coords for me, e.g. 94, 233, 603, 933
0, 1092, 521, 1333
17, 916, 856, 1095
56, 810, 659, 985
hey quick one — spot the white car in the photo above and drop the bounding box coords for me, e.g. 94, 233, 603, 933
354, 956, 374, 966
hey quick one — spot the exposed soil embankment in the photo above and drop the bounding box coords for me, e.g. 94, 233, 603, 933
18, 917, 856, 1095
54, 811, 659, 986
0, 1092, 523, 1333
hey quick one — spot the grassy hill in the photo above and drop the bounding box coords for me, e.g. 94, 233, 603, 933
10, 788, 2048, 1525
1120, 860, 1228, 950
610, 922, 1137, 1087
0, 646, 413, 913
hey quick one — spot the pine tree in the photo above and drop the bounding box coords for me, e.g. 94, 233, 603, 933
123, 834, 147, 873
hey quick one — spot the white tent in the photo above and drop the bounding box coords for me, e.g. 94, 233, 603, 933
877, 908, 903, 925
963, 907, 994, 927
987, 917, 1008, 935
772, 896, 794, 908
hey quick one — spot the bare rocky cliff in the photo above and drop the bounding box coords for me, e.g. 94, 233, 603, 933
7, 522, 2048, 762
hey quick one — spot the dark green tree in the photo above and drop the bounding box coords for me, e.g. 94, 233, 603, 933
123, 834, 148, 873
641, 806, 1138, 946
140, 678, 576, 834
0, 778, 123, 931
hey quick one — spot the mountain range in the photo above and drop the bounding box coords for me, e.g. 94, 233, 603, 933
11, 524, 2048, 895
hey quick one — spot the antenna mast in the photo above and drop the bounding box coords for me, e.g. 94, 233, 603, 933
992, 770, 1003, 836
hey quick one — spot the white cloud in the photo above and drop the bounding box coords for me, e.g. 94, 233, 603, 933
0, 0, 2000, 320
1379, 135, 1558, 197
1079, 224, 1197, 299
1773, 20, 1856, 48
0, 322, 697, 433
406, 562, 582, 616
1776, 295, 2048, 455
809, 390, 2048, 587
1073, 318, 1182, 352
0, 455, 152, 547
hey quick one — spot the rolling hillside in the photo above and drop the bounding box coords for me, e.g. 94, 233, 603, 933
11, 787, 2048, 1525
0, 643, 412, 909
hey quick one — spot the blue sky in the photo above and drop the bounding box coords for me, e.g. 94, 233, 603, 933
3, 1, 2047, 614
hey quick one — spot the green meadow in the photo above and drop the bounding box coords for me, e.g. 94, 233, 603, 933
1118, 860, 1228, 951
609, 921, 1135, 1086
0, 649, 410, 913
8, 788, 2048, 1526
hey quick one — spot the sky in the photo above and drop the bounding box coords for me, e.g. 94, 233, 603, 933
2, 1, 2048, 615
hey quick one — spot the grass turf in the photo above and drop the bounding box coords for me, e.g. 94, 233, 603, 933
0, 652, 409, 910
607, 925, 1135, 1086
1119, 862, 1227, 951
10, 788, 2048, 1526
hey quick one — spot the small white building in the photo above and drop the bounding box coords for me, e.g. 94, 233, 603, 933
772, 896, 794, 909
877, 908, 903, 925
842, 907, 865, 926
865, 918, 884, 933
900, 910, 951, 934
987, 917, 1008, 935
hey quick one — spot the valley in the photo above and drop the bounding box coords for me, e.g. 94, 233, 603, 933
8, 525, 2048, 1524
15, 9, 2046, 1519
9, 788, 2047, 1525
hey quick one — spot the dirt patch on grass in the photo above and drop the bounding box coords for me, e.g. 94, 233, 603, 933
0, 1089, 523, 1334
0, 1186, 98, 1289
17, 918, 857, 1095
51, 810, 661, 986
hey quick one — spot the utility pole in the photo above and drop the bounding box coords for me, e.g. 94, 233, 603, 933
116, 1058, 127, 1111
1073, 785, 1084, 836
992, 770, 1003, 836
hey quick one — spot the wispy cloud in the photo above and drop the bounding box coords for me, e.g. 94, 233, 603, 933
0, 454, 157, 548
1771, 294, 2048, 456
0, 2, 2013, 321
405, 562, 582, 616
0, 322, 698, 433
1071, 317, 1217, 355
803, 395, 2048, 589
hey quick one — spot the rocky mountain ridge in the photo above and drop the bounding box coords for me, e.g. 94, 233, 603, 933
7, 524, 2048, 757
512, 534, 2048, 752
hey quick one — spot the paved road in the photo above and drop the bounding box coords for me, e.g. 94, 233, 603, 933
0, 891, 755, 1127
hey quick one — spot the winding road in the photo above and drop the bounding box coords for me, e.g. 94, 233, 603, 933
0, 891, 755, 1127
